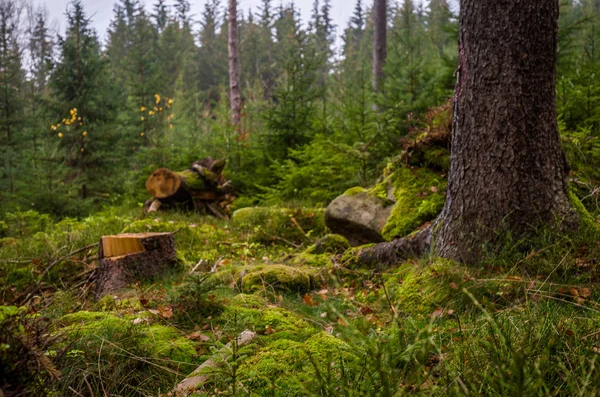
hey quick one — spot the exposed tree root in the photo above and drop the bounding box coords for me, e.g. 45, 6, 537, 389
357, 226, 432, 269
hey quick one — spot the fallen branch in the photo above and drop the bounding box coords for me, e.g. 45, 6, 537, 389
170, 330, 257, 396
13, 242, 99, 305
38, 242, 99, 282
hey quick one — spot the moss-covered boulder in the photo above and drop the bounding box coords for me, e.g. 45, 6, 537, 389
325, 188, 394, 245
241, 264, 317, 293
232, 207, 327, 245
58, 311, 197, 363
306, 233, 351, 254
326, 103, 451, 245
235, 332, 360, 395
326, 165, 446, 245
380, 167, 446, 240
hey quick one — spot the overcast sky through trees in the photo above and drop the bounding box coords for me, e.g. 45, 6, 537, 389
38, 0, 458, 50
43, 0, 355, 44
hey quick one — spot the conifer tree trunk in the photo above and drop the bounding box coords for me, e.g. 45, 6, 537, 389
431, 0, 579, 263
372, 0, 386, 96
228, 0, 242, 130
359, 0, 579, 266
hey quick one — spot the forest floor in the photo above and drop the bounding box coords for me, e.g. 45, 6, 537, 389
2, 205, 600, 396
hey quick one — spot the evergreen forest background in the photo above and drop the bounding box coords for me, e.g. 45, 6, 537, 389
0, 0, 598, 218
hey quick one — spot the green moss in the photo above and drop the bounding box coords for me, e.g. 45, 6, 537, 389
228, 293, 267, 308
0, 237, 18, 247
177, 169, 207, 191
306, 234, 350, 255
94, 295, 143, 312
232, 207, 327, 245
242, 264, 316, 293
60, 310, 126, 328
341, 244, 376, 268
380, 167, 446, 240
423, 147, 451, 172
229, 196, 258, 212
569, 190, 599, 232
141, 325, 197, 363
343, 186, 366, 196
291, 252, 332, 267
386, 258, 470, 317
236, 332, 360, 395
58, 311, 197, 363
370, 182, 391, 202
223, 305, 315, 340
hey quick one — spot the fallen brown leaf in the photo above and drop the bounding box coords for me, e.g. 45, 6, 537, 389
431, 308, 444, 320
187, 331, 210, 341
159, 306, 173, 319
303, 293, 315, 307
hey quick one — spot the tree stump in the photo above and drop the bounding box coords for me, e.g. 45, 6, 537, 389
95, 233, 177, 299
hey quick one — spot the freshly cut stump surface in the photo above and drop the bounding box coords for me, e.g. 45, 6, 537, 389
146, 168, 181, 199
96, 232, 177, 298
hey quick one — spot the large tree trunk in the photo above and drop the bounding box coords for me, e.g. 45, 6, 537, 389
432, 0, 578, 263
228, 0, 242, 129
372, 0, 387, 96
359, 0, 579, 267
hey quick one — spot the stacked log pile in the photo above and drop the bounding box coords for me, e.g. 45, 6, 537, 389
144, 157, 234, 219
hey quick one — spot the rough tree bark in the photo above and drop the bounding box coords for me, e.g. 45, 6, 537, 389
372, 0, 387, 95
96, 233, 177, 298
360, 0, 579, 266
228, 0, 242, 130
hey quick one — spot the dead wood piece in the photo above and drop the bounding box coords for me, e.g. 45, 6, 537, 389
205, 202, 229, 221
146, 168, 182, 199
148, 199, 162, 213
144, 158, 234, 217
95, 232, 177, 299
171, 330, 257, 396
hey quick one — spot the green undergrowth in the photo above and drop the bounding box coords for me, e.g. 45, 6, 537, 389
53, 310, 198, 395
380, 166, 446, 240
2, 204, 600, 395
232, 206, 327, 246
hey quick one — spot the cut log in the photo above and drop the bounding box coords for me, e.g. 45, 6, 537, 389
146, 168, 181, 199
96, 232, 177, 299
144, 157, 235, 217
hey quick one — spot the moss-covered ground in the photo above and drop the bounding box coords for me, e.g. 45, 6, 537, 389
2, 200, 600, 396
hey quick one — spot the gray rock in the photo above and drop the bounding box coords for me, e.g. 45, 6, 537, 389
325, 191, 394, 246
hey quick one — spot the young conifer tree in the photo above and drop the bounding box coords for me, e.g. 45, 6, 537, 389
0, 0, 25, 199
